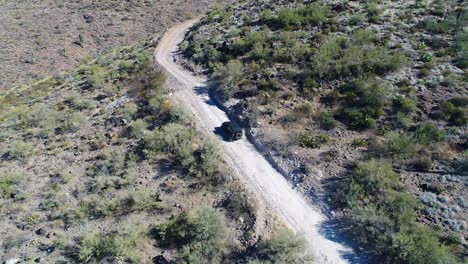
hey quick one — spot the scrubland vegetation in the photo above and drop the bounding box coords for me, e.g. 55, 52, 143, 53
0, 36, 309, 263
182, 0, 467, 262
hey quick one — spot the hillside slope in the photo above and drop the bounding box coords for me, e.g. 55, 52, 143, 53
0, 0, 234, 89
0, 34, 313, 263
180, 0, 467, 262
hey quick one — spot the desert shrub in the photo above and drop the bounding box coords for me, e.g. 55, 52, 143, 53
351, 138, 368, 148
124, 102, 138, 118
0, 171, 27, 200
264, 3, 330, 29
3, 140, 36, 160
155, 206, 228, 264
337, 108, 376, 130
341, 158, 458, 263
214, 60, 243, 97
179, 242, 224, 264
142, 124, 221, 178
64, 92, 96, 110
77, 232, 115, 262
297, 3, 331, 27
382, 131, 418, 159
224, 192, 255, 219
437, 101, 467, 126
413, 122, 444, 145
82, 190, 161, 217
319, 111, 337, 130
61, 112, 86, 132
82, 65, 108, 88
419, 17, 451, 34
365, 2, 384, 20
9, 103, 60, 137
87, 149, 126, 178
352, 29, 377, 45
335, 79, 391, 130
76, 220, 147, 263
349, 14, 366, 25
248, 229, 312, 263
449, 97, 468, 107
344, 159, 400, 205
129, 119, 148, 139
393, 225, 458, 264
454, 31, 467, 68
298, 133, 330, 149
393, 96, 417, 114
410, 157, 433, 171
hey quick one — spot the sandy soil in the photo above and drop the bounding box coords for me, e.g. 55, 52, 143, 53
155, 19, 366, 264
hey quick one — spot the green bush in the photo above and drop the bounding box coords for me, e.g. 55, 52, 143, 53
82, 190, 162, 218
344, 159, 400, 205
393, 96, 417, 114
394, 225, 458, 264
419, 17, 451, 34
351, 138, 368, 148
249, 229, 312, 263
61, 112, 86, 132
265, 3, 330, 29
87, 149, 125, 178
298, 133, 330, 149
224, 192, 255, 219
0, 171, 27, 200
143, 124, 221, 178
438, 101, 467, 126
82, 65, 108, 88
9, 103, 60, 137
319, 111, 337, 130
336, 108, 376, 131
413, 122, 444, 145
77, 221, 147, 263
214, 60, 243, 97
382, 131, 418, 159
349, 14, 366, 26
130, 119, 149, 139
124, 102, 138, 118
155, 206, 228, 264
179, 242, 224, 264
335, 79, 390, 130
3, 140, 36, 160
342, 159, 458, 263
454, 31, 467, 69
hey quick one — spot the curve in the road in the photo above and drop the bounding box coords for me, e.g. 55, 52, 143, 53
155, 19, 363, 264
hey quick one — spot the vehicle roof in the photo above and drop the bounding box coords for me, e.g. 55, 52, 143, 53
225, 121, 242, 131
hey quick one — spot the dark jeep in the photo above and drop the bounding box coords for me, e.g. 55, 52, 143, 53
221, 121, 243, 141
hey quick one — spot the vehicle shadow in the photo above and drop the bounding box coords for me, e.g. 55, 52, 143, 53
194, 85, 216, 106
213, 126, 231, 142
319, 218, 371, 264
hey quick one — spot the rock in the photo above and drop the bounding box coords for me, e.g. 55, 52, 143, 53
35, 226, 49, 236
6, 259, 20, 264
34, 257, 41, 263
437, 195, 450, 203
457, 197, 467, 208
451, 205, 461, 213
420, 192, 437, 205
460, 220, 467, 230
83, 14, 94, 23
420, 183, 444, 194
152, 255, 169, 264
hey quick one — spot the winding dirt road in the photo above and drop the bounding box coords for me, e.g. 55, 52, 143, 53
155, 19, 361, 264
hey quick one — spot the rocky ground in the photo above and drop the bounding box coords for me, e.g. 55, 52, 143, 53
0, 36, 287, 263
0, 0, 235, 89
178, 0, 467, 260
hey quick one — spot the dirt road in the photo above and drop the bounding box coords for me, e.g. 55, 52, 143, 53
155, 19, 362, 264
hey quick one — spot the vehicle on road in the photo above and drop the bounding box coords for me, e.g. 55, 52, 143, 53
221, 121, 243, 141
